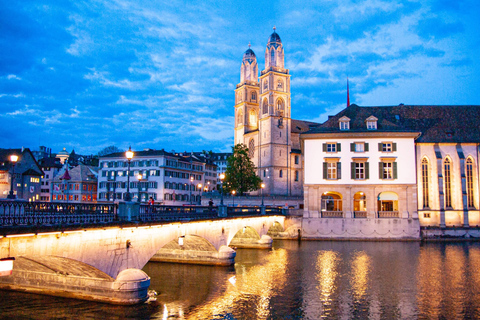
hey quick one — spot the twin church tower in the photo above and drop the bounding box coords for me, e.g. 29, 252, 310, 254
234, 28, 313, 196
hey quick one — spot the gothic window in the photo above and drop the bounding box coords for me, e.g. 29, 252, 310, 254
237, 92, 242, 104
237, 109, 243, 126
248, 139, 255, 158
466, 157, 474, 208
271, 48, 275, 66
262, 99, 268, 115
249, 110, 257, 127
276, 99, 284, 117
421, 158, 430, 208
264, 80, 268, 90
295, 170, 299, 181
277, 79, 283, 91
444, 158, 452, 208
251, 92, 256, 101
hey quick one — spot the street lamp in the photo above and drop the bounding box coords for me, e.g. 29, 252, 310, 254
219, 173, 225, 206
261, 183, 265, 206
232, 190, 236, 207
137, 173, 143, 202
197, 183, 202, 205
125, 146, 134, 201
7, 154, 18, 199
190, 176, 194, 205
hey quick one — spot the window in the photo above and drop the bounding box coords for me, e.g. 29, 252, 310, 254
276, 99, 284, 116
340, 122, 349, 130
466, 158, 474, 208
378, 161, 397, 180
264, 80, 268, 90
321, 192, 342, 212
249, 110, 257, 127
379, 142, 396, 152
367, 121, 377, 130
251, 92, 256, 101
444, 158, 452, 208
262, 99, 268, 114
279, 170, 283, 178
351, 142, 368, 152
237, 109, 243, 126
294, 155, 299, 165
377, 192, 399, 215
323, 161, 341, 180
422, 158, 430, 208
353, 192, 367, 212
351, 161, 369, 180
323, 143, 341, 153
295, 170, 299, 181
248, 139, 255, 158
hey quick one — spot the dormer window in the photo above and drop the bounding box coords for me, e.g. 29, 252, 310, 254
338, 116, 350, 130
366, 116, 378, 130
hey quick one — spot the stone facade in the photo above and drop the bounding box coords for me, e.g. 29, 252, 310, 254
234, 29, 316, 197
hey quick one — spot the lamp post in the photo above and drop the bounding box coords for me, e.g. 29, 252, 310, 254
219, 173, 225, 206
197, 183, 202, 205
261, 183, 265, 206
7, 154, 18, 199
189, 176, 194, 205
125, 146, 134, 201
137, 173, 142, 202
232, 190, 236, 207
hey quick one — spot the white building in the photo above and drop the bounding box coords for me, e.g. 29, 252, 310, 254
97, 149, 215, 205
301, 104, 480, 239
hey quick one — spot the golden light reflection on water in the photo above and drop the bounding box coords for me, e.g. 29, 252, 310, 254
350, 251, 370, 301
176, 248, 288, 319
416, 246, 443, 318
315, 250, 340, 310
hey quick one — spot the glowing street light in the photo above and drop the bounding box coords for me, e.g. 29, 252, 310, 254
232, 190, 236, 207
219, 173, 225, 206
125, 146, 134, 201
7, 154, 18, 200
137, 173, 143, 202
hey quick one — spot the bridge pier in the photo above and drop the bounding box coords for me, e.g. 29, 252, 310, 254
0, 256, 150, 305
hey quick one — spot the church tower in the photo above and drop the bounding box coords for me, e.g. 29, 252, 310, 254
257, 28, 292, 195
234, 45, 260, 145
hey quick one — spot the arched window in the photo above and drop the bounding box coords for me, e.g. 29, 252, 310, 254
248, 139, 255, 158
270, 48, 275, 66
321, 192, 343, 213
353, 192, 367, 217
262, 99, 268, 115
237, 109, 243, 126
422, 158, 430, 208
249, 110, 257, 127
444, 158, 452, 208
377, 192, 399, 217
466, 157, 474, 208
237, 92, 242, 103
264, 80, 268, 90
276, 99, 284, 116
251, 91, 256, 101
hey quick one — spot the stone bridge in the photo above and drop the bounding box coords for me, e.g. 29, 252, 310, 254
0, 212, 301, 305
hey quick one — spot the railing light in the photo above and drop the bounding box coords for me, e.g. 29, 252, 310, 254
6, 233, 35, 238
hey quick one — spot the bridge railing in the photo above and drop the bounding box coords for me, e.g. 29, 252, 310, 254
139, 204, 218, 221
0, 200, 118, 226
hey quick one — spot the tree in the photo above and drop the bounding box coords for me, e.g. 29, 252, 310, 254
98, 145, 121, 156
223, 144, 262, 195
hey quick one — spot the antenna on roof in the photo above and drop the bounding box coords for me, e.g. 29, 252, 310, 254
347, 77, 350, 107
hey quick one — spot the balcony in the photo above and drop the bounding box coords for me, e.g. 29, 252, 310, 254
378, 211, 400, 218
321, 211, 343, 218
354, 211, 367, 218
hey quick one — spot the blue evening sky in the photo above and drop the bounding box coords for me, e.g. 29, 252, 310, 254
1, 0, 479, 155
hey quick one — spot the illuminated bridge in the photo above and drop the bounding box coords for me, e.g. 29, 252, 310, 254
0, 201, 301, 305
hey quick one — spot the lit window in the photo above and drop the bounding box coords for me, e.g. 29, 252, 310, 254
327, 162, 337, 179
466, 158, 474, 208
444, 158, 452, 208
422, 158, 429, 208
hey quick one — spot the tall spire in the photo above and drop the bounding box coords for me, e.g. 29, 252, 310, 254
347, 77, 350, 107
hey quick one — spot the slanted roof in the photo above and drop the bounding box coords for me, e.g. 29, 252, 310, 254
291, 119, 320, 134
54, 164, 97, 183
305, 104, 480, 143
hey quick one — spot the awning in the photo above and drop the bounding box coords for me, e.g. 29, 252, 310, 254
378, 192, 398, 201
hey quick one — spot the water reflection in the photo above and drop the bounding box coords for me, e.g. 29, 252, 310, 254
2, 241, 480, 319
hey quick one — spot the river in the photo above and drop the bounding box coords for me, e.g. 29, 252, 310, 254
1, 240, 480, 319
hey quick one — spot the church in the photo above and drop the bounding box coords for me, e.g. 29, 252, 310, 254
233, 28, 317, 197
